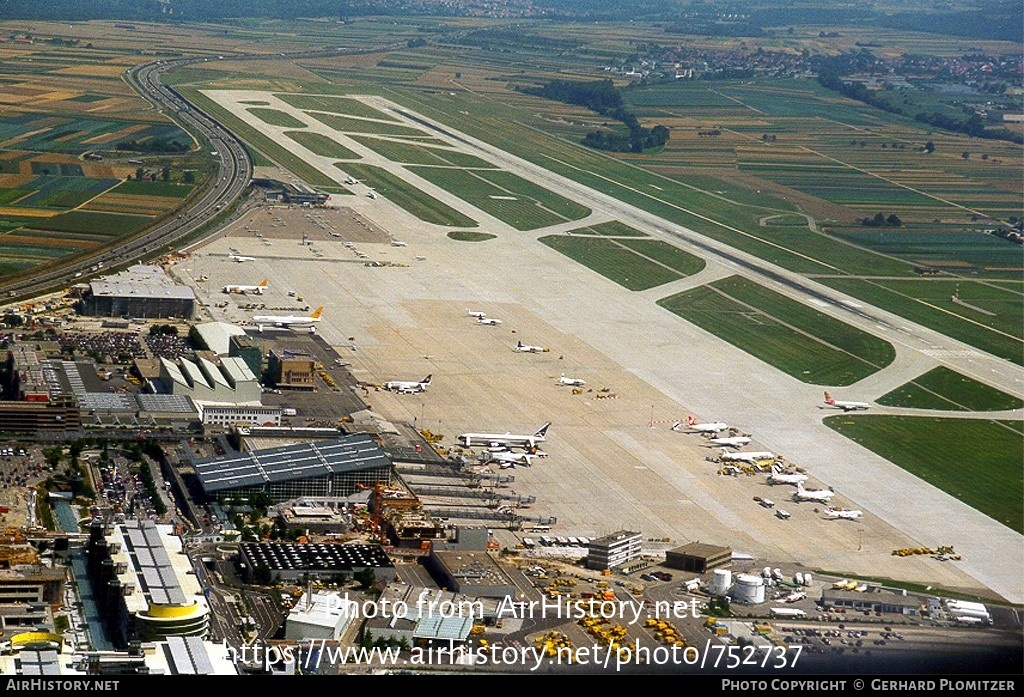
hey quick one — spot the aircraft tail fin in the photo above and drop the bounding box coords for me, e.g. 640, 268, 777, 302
535, 422, 551, 438
686, 415, 696, 426
823, 391, 834, 404
310, 307, 324, 319
259, 279, 268, 286
670, 421, 682, 431
422, 375, 432, 385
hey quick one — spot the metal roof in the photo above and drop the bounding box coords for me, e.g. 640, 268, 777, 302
122, 519, 188, 605
165, 636, 216, 675
195, 434, 391, 493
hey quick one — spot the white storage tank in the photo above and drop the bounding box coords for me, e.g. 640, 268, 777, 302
795, 572, 804, 585
762, 566, 772, 578
802, 573, 813, 587
732, 574, 766, 604
710, 569, 733, 596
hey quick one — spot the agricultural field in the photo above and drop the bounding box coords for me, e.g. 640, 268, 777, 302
877, 367, 1024, 412
408, 166, 590, 231
824, 415, 1023, 533
658, 275, 895, 385
335, 163, 477, 228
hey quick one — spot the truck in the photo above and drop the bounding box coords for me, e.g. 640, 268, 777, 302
281, 408, 297, 416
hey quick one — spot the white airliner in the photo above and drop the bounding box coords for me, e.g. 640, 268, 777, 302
467, 310, 487, 318
222, 279, 268, 295
793, 481, 835, 502
458, 422, 551, 449
766, 464, 808, 486
251, 306, 323, 330
708, 435, 751, 448
825, 507, 863, 520
477, 317, 502, 326
672, 415, 728, 433
486, 451, 544, 468
558, 374, 585, 387
382, 375, 431, 394
229, 253, 257, 263
823, 391, 870, 411
515, 341, 549, 353
720, 450, 774, 463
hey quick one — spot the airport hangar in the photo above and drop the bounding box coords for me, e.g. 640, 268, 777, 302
192, 434, 393, 503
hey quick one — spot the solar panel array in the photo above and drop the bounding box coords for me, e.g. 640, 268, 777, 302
166, 636, 216, 675
123, 520, 188, 605
195, 435, 390, 493
241, 542, 392, 572
18, 648, 61, 675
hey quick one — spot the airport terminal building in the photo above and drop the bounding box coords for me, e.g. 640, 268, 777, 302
193, 434, 393, 502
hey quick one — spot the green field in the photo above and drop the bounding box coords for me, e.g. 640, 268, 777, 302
409, 166, 589, 231
658, 276, 895, 385
540, 235, 686, 290
618, 239, 706, 277
877, 366, 1024, 411
247, 108, 308, 128
824, 415, 1023, 533
112, 180, 194, 198
337, 163, 477, 228
284, 131, 361, 160
448, 231, 496, 242
23, 210, 151, 236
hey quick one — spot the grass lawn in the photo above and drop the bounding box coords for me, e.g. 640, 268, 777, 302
658, 276, 895, 385
824, 415, 1023, 533
877, 366, 1024, 411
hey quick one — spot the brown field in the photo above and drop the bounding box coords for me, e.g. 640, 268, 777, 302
84, 193, 175, 215
0, 207, 58, 218
0, 234, 95, 249
81, 123, 149, 146
54, 64, 128, 77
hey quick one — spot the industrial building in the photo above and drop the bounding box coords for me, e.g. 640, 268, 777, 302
0, 563, 65, 606
425, 549, 517, 599
229, 334, 263, 379
156, 356, 261, 404
267, 349, 317, 390
285, 590, 358, 641
199, 404, 282, 428
193, 435, 393, 502
238, 542, 396, 583
665, 542, 733, 574
586, 530, 643, 571
0, 637, 238, 675
191, 322, 247, 356
820, 588, 921, 616
86, 519, 210, 648
0, 347, 81, 433
79, 264, 196, 320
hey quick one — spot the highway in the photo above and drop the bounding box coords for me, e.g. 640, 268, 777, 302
0, 57, 252, 303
